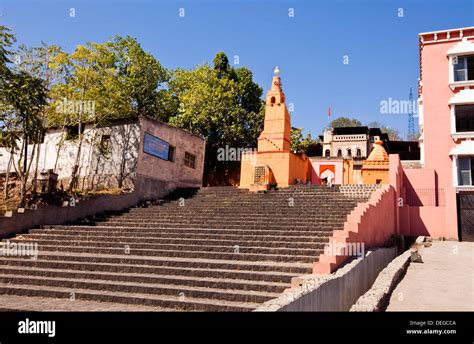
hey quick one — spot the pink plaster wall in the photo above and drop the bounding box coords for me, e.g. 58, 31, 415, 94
309, 159, 343, 185
313, 184, 397, 274
418, 35, 474, 239
390, 153, 457, 238
408, 206, 446, 236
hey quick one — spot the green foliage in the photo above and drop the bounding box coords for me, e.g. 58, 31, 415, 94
291, 127, 320, 155
167, 52, 264, 184
0, 27, 48, 204
367, 121, 402, 141
329, 117, 362, 128
2, 29, 266, 189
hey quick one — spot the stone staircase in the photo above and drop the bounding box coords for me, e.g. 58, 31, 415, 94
0, 185, 378, 311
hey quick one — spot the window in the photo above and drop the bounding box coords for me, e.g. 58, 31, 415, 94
337, 149, 342, 157
347, 149, 352, 157
66, 124, 83, 140
31, 130, 45, 144
270, 96, 276, 105
458, 157, 474, 186
168, 146, 176, 162
453, 55, 474, 82
356, 148, 362, 157
455, 105, 474, 132
324, 149, 330, 158
99, 135, 111, 153
184, 152, 196, 169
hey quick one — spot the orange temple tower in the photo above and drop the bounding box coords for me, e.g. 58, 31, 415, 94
361, 136, 389, 184
258, 67, 291, 152
240, 67, 309, 190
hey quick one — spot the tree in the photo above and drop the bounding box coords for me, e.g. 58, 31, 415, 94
107, 35, 169, 120
291, 127, 320, 155
407, 131, 421, 141
2, 70, 47, 205
167, 52, 264, 185
0, 26, 47, 205
13, 43, 70, 191
367, 121, 402, 141
0, 26, 15, 88
329, 117, 362, 128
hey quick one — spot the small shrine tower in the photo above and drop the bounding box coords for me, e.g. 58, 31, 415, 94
258, 67, 291, 152
361, 137, 389, 184
240, 68, 309, 190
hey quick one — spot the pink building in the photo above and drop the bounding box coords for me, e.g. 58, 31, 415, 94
410, 27, 474, 241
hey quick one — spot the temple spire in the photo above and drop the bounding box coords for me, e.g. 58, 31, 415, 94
257, 68, 291, 152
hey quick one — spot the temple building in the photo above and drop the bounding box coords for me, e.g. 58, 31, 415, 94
320, 127, 389, 159
239, 68, 310, 190
240, 68, 393, 190
240, 26, 473, 243
361, 137, 390, 184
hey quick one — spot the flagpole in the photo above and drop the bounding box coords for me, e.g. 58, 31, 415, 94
328, 105, 331, 128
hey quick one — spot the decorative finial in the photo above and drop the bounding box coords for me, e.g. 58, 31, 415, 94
273, 66, 280, 76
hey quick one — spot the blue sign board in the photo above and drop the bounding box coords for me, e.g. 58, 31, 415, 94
143, 132, 170, 160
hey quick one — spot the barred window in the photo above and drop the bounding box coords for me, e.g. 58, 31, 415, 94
184, 152, 196, 169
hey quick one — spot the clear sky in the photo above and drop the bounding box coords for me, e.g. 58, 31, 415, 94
1, 0, 473, 139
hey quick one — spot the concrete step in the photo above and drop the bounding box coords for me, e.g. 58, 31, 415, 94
0, 258, 301, 283
0, 294, 173, 311
89, 222, 342, 230
5, 238, 326, 255
19, 234, 328, 250
30, 228, 333, 241
2, 242, 321, 263
36, 226, 338, 236
0, 266, 289, 293
0, 184, 373, 311
0, 274, 281, 304
0, 251, 312, 274
0, 282, 260, 311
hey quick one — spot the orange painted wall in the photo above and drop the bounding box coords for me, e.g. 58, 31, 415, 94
362, 168, 389, 184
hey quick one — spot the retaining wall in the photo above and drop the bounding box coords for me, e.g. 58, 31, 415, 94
0, 174, 185, 238
255, 247, 398, 312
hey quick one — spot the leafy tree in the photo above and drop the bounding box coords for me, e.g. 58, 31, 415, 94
0, 27, 47, 204
2, 70, 47, 205
168, 52, 264, 185
367, 121, 402, 141
0, 26, 15, 87
291, 127, 320, 155
107, 35, 169, 120
13, 43, 71, 190
329, 117, 362, 128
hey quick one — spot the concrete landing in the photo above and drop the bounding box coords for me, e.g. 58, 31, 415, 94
387, 241, 474, 311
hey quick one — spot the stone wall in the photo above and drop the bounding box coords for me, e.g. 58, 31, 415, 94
0, 174, 173, 239
255, 247, 398, 312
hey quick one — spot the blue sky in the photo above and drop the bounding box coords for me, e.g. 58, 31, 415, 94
1, 0, 473, 139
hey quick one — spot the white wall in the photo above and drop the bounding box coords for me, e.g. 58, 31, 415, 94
0, 121, 140, 189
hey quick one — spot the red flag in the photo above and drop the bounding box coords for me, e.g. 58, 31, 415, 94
328, 106, 331, 118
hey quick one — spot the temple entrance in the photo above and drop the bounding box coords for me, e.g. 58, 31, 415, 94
458, 192, 474, 242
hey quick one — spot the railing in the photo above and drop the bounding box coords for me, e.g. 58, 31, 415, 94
404, 187, 445, 206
